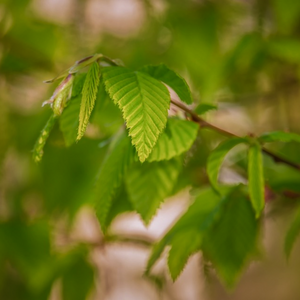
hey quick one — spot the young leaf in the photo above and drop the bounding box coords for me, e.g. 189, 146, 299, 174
69, 53, 103, 74
168, 229, 202, 281
259, 131, 300, 143
77, 62, 101, 141
95, 131, 133, 232
33, 114, 57, 163
59, 95, 81, 147
207, 137, 247, 191
194, 103, 217, 115
147, 118, 199, 162
203, 193, 258, 288
102, 67, 170, 162
126, 159, 181, 224
284, 205, 300, 259
141, 64, 193, 104
248, 142, 264, 217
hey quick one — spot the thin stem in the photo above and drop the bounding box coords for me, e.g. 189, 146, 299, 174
171, 99, 300, 171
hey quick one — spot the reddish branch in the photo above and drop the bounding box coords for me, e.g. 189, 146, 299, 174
171, 99, 300, 171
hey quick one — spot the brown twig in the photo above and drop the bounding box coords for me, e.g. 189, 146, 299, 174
170, 99, 300, 171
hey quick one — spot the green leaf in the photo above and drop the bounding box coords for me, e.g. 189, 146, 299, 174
102, 67, 170, 162
146, 187, 230, 273
141, 64, 193, 104
284, 205, 300, 259
59, 96, 81, 147
126, 159, 181, 224
62, 249, 94, 300
147, 118, 199, 162
203, 193, 258, 288
194, 103, 217, 115
95, 131, 133, 232
259, 131, 300, 143
77, 62, 101, 140
207, 137, 247, 191
32, 114, 57, 163
248, 142, 264, 217
168, 229, 202, 281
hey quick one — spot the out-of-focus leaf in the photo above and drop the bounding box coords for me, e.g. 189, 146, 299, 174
268, 38, 300, 63
126, 159, 181, 224
284, 205, 300, 259
148, 118, 199, 162
146, 187, 232, 273
259, 131, 300, 143
95, 131, 133, 232
168, 229, 202, 280
248, 142, 264, 217
207, 137, 247, 190
62, 249, 94, 300
203, 193, 258, 288
102, 67, 170, 162
141, 64, 193, 104
194, 103, 217, 115
32, 114, 57, 163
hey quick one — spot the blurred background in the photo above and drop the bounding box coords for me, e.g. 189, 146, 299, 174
1, 0, 300, 299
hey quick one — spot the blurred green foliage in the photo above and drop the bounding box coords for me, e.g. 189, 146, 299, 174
1, 0, 300, 299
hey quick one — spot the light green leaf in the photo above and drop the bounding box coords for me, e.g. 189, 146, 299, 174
207, 137, 247, 190
77, 62, 101, 141
194, 103, 217, 115
126, 159, 181, 224
141, 64, 193, 104
59, 95, 81, 147
102, 67, 170, 162
95, 131, 133, 232
259, 131, 300, 143
33, 114, 57, 163
203, 193, 258, 288
147, 118, 199, 162
168, 229, 202, 281
248, 142, 264, 217
284, 205, 300, 259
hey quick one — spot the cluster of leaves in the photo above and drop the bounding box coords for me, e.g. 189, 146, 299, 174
33, 53, 300, 289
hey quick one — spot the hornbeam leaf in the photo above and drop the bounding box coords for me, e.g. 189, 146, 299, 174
168, 229, 202, 281
141, 64, 193, 104
148, 118, 199, 162
70, 54, 103, 74
146, 186, 233, 274
194, 103, 217, 115
207, 138, 247, 191
102, 67, 170, 162
95, 131, 133, 232
248, 142, 264, 217
203, 193, 258, 287
33, 114, 57, 163
126, 159, 181, 224
285, 205, 300, 259
77, 62, 101, 141
259, 131, 300, 143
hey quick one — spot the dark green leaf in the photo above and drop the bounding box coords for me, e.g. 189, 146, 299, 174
95, 131, 133, 232
259, 131, 300, 143
141, 64, 193, 104
248, 142, 264, 217
284, 205, 300, 259
203, 193, 258, 287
